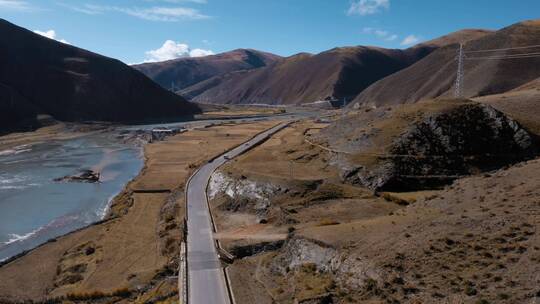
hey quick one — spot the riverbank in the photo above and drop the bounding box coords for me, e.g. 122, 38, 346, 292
0, 120, 279, 303
0, 122, 109, 152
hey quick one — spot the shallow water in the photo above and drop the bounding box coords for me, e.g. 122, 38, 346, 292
0, 133, 143, 261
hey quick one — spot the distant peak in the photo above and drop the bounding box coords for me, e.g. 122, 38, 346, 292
413, 29, 493, 48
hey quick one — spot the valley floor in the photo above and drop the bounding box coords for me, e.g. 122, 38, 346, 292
0, 120, 278, 303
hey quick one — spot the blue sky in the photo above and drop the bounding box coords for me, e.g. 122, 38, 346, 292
1, 0, 538, 64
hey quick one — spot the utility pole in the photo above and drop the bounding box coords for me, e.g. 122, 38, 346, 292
454, 43, 465, 98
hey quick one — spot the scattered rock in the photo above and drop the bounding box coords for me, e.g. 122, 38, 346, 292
54, 169, 100, 183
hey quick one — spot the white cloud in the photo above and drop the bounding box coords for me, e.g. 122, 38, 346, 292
33, 29, 71, 44
0, 0, 35, 11
362, 27, 398, 42
385, 34, 398, 41
65, 4, 210, 21
144, 40, 214, 62
189, 48, 214, 57
348, 0, 390, 16
401, 34, 421, 46
121, 6, 210, 21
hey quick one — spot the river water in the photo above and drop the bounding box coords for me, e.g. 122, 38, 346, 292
0, 131, 144, 261
0, 112, 312, 262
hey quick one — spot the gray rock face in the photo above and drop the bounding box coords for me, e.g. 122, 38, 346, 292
345, 103, 537, 191
271, 238, 339, 275
208, 171, 281, 217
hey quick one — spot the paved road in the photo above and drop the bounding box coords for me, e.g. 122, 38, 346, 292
185, 122, 291, 304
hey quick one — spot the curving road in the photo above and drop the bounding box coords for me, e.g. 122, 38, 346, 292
185, 122, 291, 304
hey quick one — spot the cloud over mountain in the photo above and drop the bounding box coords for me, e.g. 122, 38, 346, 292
33, 29, 70, 44
144, 40, 214, 62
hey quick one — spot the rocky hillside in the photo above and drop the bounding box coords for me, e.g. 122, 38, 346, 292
180, 29, 489, 106
315, 100, 538, 191
133, 49, 281, 92
0, 19, 200, 134
204, 119, 540, 304
352, 20, 540, 107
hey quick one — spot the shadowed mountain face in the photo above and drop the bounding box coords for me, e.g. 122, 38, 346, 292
178, 30, 490, 106
133, 49, 282, 91
352, 20, 540, 107
0, 19, 200, 134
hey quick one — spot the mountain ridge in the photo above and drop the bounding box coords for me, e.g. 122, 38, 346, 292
0, 18, 199, 133
352, 20, 540, 107
133, 49, 282, 91
177, 29, 491, 105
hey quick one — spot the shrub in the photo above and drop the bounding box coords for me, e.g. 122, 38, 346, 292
317, 219, 340, 226
111, 287, 131, 297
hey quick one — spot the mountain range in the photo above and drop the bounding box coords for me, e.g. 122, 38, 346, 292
133, 49, 281, 92
2, 18, 539, 135
0, 19, 199, 134
137, 29, 491, 105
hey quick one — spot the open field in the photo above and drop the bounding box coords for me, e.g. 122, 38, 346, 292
0, 120, 278, 303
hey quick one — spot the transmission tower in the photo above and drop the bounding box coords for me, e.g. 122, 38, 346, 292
454, 43, 465, 98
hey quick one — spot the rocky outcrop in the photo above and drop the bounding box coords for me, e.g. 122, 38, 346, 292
271, 238, 339, 274
269, 237, 383, 297
208, 171, 280, 216
54, 170, 100, 183
343, 103, 537, 191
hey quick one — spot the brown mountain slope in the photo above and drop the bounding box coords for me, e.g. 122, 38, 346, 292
416, 29, 493, 48
352, 20, 540, 107
181, 30, 489, 105
0, 19, 199, 134
133, 49, 281, 91
182, 47, 426, 105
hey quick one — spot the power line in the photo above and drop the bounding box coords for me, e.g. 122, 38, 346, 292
469, 51, 540, 57
464, 44, 540, 54
467, 56, 540, 60
466, 52, 540, 60
453, 44, 540, 96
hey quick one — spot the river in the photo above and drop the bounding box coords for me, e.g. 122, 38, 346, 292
0, 111, 313, 262
0, 131, 143, 262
